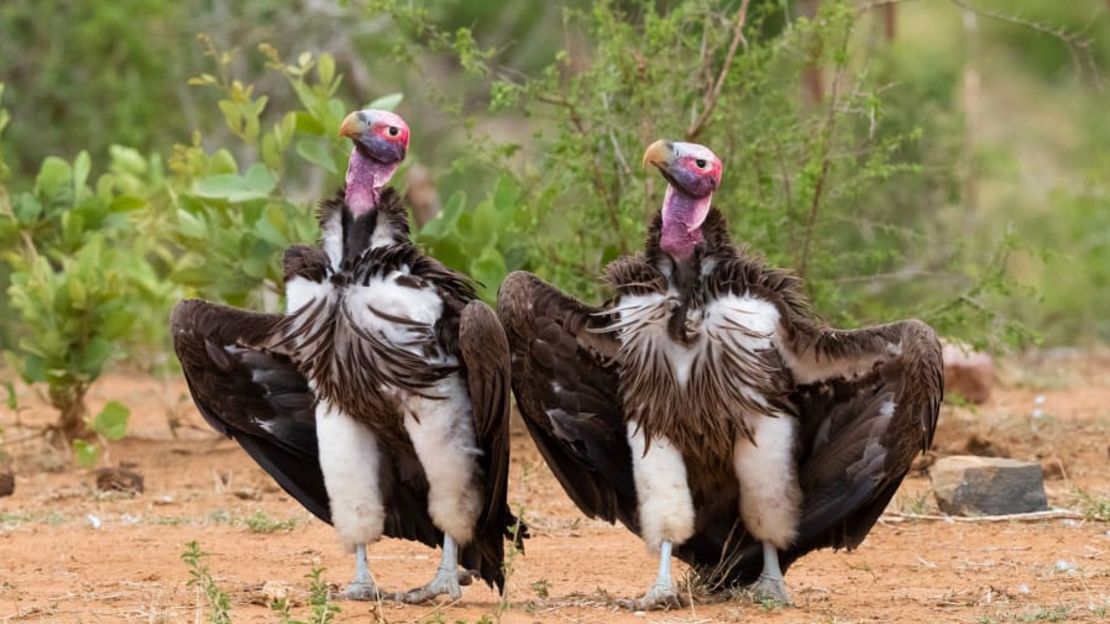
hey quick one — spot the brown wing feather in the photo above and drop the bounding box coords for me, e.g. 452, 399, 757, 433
171, 300, 330, 523
703, 319, 943, 588
457, 300, 521, 592
497, 271, 639, 530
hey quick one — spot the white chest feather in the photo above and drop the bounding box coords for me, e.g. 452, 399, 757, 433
344, 268, 446, 356
285, 276, 335, 315
612, 292, 782, 387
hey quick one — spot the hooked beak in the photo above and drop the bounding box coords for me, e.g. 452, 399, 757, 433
338, 112, 364, 139
642, 140, 673, 170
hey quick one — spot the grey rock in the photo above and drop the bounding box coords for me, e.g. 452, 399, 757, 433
0, 471, 13, 497
930, 455, 1048, 516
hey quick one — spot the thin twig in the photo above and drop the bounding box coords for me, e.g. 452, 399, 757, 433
882, 509, 1086, 523
797, 21, 854, 278
949, 0, 1102, 89
686, 0, 751, 141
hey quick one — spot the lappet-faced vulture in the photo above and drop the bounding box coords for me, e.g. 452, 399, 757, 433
173, 110, 522, 603
498, 139, 942, 609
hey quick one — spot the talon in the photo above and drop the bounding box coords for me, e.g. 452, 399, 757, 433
617, 583, 687, 611
748, 574, 793, 607
384, 568, 463, 604
337, 581, 382, 602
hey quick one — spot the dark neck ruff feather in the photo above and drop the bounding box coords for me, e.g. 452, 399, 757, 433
317, 187, 412, 270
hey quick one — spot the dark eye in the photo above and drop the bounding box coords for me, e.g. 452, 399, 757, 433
695, 159, 707, 168
387, 126, 399, 137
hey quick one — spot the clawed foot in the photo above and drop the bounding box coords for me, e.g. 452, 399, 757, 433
337, 581, 383, 601
617, 583, 688, 611
386, 567, 465, 604
748, 573, 792, 606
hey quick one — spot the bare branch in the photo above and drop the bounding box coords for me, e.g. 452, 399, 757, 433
949, 0, 1103, 89
686, 0, 751, 141
882, 509, 1086, 523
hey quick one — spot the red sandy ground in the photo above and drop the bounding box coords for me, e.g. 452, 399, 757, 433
0, 352, 1107, 623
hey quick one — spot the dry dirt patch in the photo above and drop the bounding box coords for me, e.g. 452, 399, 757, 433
0, 354, 1107, 623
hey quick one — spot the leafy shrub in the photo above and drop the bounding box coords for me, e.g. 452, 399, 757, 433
0, 131, 165, 441
370, 0, 1034, 348
166, 43, 402, 309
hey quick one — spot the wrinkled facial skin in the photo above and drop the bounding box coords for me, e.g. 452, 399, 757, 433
339, 109, 410, 164
643, 140, 722, 198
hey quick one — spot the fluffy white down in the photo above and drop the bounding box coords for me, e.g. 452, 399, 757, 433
402, 374, 483, 544
627, 421, 696, 551
614, 292, 783, 388
346, 270, 444, 355
705, 294, 780, 347
614, 292, 698, 386
284, 276, 333, 315
316, 400, 385, 552
732, 414, 802, 549
320, 210, 343, 270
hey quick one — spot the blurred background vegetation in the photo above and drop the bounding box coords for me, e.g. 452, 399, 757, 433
0, 0, 1107, 439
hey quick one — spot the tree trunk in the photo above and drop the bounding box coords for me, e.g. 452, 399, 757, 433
49, 385, 92, 444
882, 4, 896, 41
798, 0, 825, 104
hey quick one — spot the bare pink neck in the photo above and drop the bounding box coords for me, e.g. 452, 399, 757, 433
660, 185, 712, 260
345, 147, 399, 215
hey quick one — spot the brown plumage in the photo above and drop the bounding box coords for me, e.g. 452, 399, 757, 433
498, 205, 943, 591
172, 188, 521, 591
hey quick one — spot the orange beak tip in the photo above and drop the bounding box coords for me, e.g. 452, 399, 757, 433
642, 139, 670, 169
338, 112, 362, 139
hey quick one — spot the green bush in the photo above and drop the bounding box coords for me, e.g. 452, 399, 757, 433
370, 0, 1032, 348
0, 146, 162, 442
167, 44, 404, 309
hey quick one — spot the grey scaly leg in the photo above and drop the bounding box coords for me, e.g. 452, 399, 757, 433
618, 540, 686, 610
337, 543, 381, 601
748, 541, 792, 605
389, 534, 464, 604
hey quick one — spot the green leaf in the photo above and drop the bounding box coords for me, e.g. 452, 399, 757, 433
294, 112, 325, 136
109, 145, 147, 175
367, 92, 403, 111
295, 138, 337, 174
3, 380, 16, 411
35, 157, 72, 201
14, 194, 43, 225
73, 439, 100, 468
317, 53, 336, 86
79, 338, 113, 377
93, 401, 130, 441
73, 151, 91, 191
192, 164, 276, 202
19, 354, 45, 383
175, 209, 208, 239
470, 247, 506, 302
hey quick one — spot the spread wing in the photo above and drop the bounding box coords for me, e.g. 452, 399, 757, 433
171, 299, 331, 524
497, 272, 638, 530
457, 299, 519, 591
707, 319, 943, 587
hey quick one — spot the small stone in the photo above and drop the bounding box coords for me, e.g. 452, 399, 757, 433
260, 580, 293, 605
1053, 560, 1078, 576
233, 487, 260, 501
94, 467, 144, 494
1039, 456, 1067, 480
962, 433, 1009, 458
0, 471, 14, 497
942, 342, 993, 404
87, 513, 102, 529
930, 455, 1048, 516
